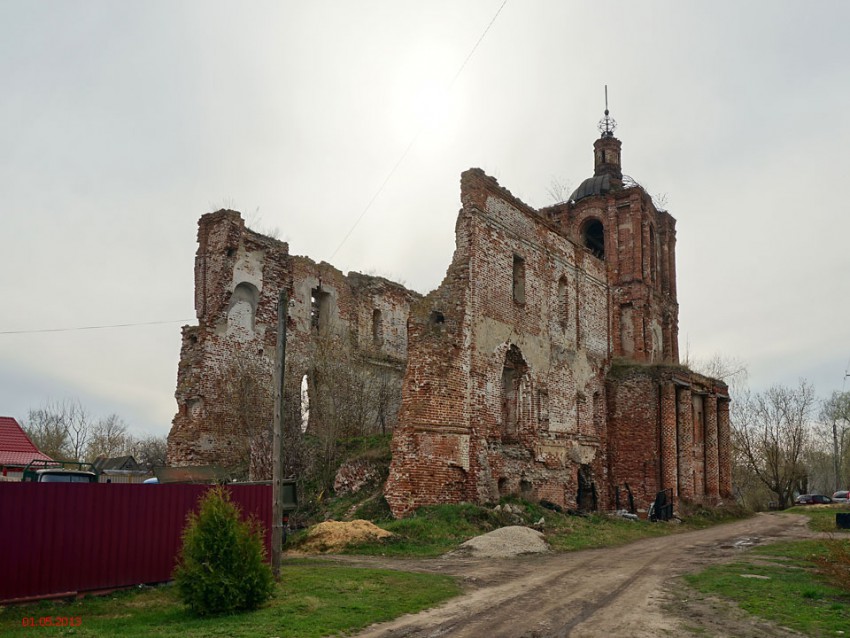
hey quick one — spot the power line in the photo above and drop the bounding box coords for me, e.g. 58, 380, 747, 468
0, 319, 193, 335
328, 0, 509, 262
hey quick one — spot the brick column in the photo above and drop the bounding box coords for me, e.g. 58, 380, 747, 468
676, 386, 694, 500
704, 394, 720, 501
660, 383, 678, 495
717, 398, 732, 499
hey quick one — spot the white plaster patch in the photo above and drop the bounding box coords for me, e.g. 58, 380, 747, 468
231, 245, 265, 292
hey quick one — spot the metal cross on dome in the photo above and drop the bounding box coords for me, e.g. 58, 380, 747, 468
597, 85, 617, 138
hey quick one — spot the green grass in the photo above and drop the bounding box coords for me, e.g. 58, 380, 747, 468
684, 540, 850, 636
781, 505, 850, 533
325, 499, 752, 557
0, 561, 460, 638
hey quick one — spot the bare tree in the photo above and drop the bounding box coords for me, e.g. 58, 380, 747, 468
372, 368, 401, 435
62, 399, 90, 461
24, 406, 70, 460
218, 352, 276, 480
127, 434, 168, 472
86, 414, 129, 461
546, 176, 572, 204
23, 398, 91, 461
688, 352, 748, 393
821, 390, 850, 491
734, 381, 816, 509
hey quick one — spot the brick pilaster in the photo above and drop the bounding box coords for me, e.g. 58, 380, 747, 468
704, 394, 720, 501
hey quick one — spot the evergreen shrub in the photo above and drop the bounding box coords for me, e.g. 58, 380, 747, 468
173, 487, 274, 616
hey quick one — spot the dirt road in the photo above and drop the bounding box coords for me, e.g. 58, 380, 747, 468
337, 513, 814, 638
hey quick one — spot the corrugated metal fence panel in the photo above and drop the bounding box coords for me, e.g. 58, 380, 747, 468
0, 483, 272, 603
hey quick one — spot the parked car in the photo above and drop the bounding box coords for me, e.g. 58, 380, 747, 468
794, 494, 834, 505
832, 490, 849, 503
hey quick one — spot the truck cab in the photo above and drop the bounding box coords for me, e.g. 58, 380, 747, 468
22, 459, 99, 483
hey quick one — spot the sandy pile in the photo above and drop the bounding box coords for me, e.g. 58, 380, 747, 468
299, 519, 393, 553
450, 525, 549, 558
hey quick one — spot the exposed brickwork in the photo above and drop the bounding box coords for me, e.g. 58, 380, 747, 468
167, 211, 419, 475
333, 458, 381, 496
717, 398, 733, 498
386, 128, 730, 517
676, 386, 694, 499
170, 124, 732, 516
604, 365, 727, 510
704, 394, 720, 501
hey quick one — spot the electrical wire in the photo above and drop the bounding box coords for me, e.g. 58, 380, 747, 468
0, 319, 194, 335
328, 0, 509, 262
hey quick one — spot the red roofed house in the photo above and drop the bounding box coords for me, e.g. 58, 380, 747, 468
0, 416, 54, 481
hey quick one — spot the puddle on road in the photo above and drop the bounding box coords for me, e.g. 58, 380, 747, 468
719, 536, 761, 550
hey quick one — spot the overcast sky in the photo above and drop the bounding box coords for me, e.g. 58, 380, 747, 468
2, 1, 849, 439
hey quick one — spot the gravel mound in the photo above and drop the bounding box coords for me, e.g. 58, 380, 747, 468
449, 525, 549, 558
299, 519, 393, 553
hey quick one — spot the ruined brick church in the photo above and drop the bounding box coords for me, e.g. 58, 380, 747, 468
167, 108, 732, 517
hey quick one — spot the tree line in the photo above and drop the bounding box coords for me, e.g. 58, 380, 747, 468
22, 398, 167, 471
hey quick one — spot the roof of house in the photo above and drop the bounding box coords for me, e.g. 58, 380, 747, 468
0, 416, 54, 468
154, 465, 229, 484
93, 455, 140, 472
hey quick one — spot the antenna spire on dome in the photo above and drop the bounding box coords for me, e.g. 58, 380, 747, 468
598, 85, 617, 138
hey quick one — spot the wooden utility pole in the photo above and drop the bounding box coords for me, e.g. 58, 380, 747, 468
272, 289, 288, 579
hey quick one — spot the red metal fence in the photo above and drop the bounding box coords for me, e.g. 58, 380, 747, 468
0, 483, 272, 604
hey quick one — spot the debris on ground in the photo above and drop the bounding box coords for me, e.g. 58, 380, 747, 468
616, 510, 640, 521
493, 503, 525, 516
298, 519, 393, 553
448, 526, 549, 558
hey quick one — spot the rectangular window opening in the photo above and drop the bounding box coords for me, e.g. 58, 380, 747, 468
512, 255, 526, 304
310, 288, 331, 333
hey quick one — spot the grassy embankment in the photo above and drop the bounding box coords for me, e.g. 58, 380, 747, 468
684, 505, 850, 637
297, 496, 749, 557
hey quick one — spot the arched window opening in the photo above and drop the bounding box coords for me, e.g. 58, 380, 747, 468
227, 282, 260, 332
300, 374, 310, 433
581, 219, 605, 260
501, 345, 528, 437
372, 308, 383, 346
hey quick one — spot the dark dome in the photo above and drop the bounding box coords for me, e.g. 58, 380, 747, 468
569, 174, 612, 202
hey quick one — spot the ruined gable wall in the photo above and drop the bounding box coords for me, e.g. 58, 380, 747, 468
464, 171, 610, 510
169, 211, 287, 469
386, 169, 613, 516
169, 210, 418, 474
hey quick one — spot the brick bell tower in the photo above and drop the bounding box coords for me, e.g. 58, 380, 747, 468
567, 90, 679, 364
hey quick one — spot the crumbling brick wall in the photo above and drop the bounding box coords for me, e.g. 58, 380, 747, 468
167, 210, 418, 476
386, 152, 730, 517
386, 169, 612, 517
171, 129, 733, 515
605, 363, 731, 508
